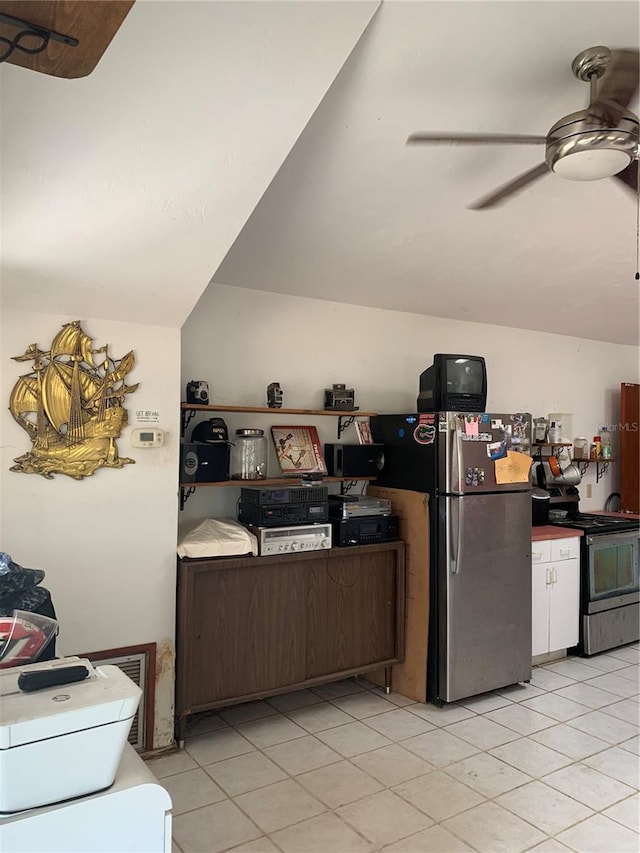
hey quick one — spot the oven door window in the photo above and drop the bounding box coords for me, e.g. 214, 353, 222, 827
590, 534, 639, 600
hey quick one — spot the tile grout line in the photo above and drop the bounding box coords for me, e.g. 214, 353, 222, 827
161, 662, 637, 853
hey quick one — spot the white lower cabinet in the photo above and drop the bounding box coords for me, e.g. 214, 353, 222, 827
532, 537, 580, 657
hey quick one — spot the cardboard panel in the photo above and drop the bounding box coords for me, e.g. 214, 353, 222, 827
368, 486, 430, 702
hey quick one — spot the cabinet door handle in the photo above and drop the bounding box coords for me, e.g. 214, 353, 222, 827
552, 567, 558, 584
546, 568, 552, 585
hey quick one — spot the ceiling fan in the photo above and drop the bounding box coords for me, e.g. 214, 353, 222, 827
407, 46, 639, 210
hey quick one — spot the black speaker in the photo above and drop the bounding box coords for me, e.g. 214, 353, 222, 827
180, 443, 230, 483
324, 443, 384, 478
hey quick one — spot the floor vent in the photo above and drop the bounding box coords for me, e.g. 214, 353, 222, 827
80, 643, 156, 752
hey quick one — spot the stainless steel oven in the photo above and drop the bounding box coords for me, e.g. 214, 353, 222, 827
583, 530, 640, 655
550, 513, 640, 656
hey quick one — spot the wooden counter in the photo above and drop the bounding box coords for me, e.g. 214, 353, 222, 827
532, 526, 584, 541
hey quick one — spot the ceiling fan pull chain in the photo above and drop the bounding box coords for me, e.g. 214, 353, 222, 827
636, 169, 640, 281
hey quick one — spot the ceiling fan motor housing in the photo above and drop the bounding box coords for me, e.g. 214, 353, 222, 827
546, 109, 638, 181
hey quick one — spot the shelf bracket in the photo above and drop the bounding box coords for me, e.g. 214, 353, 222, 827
596, 460, 610, 483
181, 408, 197, 438
340, 480, 359, 495
0, 12, 79, 63
179, 486, 196, 511
576, 461, 590, 478
337, 415, 357, 439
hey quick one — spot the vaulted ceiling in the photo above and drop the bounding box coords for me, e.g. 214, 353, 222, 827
2, 1, 639, 345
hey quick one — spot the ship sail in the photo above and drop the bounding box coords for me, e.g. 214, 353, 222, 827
40, 361, 101, 434
10, 375, 39, 415
107, 351, 135, 385
9, 376, 40, 436
50, 322, 95, 367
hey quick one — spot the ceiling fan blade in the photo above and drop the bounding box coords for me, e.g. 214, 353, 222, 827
596, 48, 639, 109
406, 132, 547, 146
614, 159, 638, 193
468, 162, 550, 210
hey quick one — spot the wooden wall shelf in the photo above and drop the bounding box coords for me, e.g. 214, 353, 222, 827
180, 476, 376, 489
180, 402, 376, 441
179, 476, 376, 508
180, 403, 377, 417
179, 403, 379, 508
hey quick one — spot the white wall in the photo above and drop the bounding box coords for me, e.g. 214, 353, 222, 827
1, 309, 180, 748
181, 284, 640, 525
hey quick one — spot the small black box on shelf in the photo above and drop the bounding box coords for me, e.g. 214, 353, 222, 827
324, 443, 384, 478
180, 443, 229, 483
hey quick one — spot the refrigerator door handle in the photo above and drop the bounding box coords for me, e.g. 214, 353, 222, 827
450, 423, 463, 495
450, 496, 464, 574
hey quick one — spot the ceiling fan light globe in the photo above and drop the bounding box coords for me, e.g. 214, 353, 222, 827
546, 111, 638, 182
552, 148, 632, 181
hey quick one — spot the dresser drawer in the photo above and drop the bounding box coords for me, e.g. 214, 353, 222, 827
551, 537, 580, 562
532, 540, 552, 564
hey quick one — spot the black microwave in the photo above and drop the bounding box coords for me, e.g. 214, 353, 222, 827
417, 354, 487, 412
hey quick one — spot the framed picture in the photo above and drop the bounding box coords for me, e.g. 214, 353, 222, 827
271, 426, 327, 475
355, 419, 374, 445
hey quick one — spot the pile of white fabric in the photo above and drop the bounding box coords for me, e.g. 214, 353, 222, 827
177, 518, 258, 559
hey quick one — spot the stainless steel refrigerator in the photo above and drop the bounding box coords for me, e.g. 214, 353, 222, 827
371, 412, 532, 704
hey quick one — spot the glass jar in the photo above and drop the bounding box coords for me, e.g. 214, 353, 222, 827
573, 437, 589, 460
231, 429, 267, 480
601, 428, 612, 459
533, 418, 549, 443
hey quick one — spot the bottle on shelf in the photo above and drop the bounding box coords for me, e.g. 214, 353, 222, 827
591, 434, 602, 460
600, 427, 612, 460
548, 420, 562, 444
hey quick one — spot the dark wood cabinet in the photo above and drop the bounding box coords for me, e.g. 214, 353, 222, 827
176, 543, 405, 743
620, 382, 639, 513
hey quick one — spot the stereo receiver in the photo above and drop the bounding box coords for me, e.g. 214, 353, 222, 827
247, 524, 332, 556
329, 495, 391, 519
238, 501, 329, 527
332, 515, 399, 547
240, 485, 328, 505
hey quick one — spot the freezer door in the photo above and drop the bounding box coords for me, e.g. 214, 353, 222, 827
440, 412, 532, 494
370, 414, 437, 493
438, 491, 532, 702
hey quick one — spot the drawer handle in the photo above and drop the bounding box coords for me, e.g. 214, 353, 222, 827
559, 548, 571, 557
533, 553, 544, 562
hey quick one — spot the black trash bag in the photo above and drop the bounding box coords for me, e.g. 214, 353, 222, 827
0, 552, 57, 660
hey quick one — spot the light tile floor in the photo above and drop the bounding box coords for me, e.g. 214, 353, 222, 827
147, 644, 639, 853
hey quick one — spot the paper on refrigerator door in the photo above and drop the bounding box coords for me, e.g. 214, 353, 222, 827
494, 450, 533, 484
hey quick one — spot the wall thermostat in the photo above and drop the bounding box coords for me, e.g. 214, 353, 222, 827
132, 428, 165, 448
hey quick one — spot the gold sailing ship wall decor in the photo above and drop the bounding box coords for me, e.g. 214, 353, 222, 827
9, 321, 139, 480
